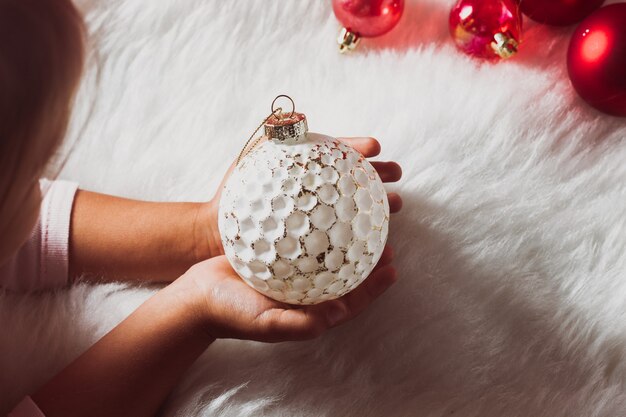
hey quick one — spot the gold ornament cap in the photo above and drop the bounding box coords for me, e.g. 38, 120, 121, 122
264, 95, 308, 142
338, 28, 360, 53
236, 95, 307, 165
491, 32, 519, 59
264, 112, 308, 141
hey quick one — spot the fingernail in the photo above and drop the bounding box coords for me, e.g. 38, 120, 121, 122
327, 303, 347, 326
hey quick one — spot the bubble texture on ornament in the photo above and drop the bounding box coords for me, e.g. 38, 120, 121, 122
219, 133, 389, 305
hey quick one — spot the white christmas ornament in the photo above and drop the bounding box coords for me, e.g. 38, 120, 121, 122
218, 98, 389, 305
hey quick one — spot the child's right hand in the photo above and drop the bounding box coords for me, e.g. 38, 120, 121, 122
172, 250, 397, 343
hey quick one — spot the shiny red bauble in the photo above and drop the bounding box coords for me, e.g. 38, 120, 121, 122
449, 0, 522, 60
332, 0, 404, 37
567, 3, 626, 116
519, 0, 605, 26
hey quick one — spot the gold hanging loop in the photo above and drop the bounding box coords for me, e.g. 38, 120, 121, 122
235, 95, 299, 166
271, 95, 295, 118
235, 107, 283, 166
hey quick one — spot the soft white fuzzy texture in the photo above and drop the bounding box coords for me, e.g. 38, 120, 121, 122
1, 0, 626, 415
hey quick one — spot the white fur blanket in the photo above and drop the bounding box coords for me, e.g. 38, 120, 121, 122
2, 0, 626, 415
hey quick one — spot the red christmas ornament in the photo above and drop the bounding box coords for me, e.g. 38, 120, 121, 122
567, 3, 626, 117
519, 0, 605, 26
332, 0, 404, 53
449, 0, 522, 60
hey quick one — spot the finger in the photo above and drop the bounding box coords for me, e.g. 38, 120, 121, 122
262, 264, 398, 338
388, 193, 403, 213
255, 307, 328, 342
371, 161, 402, 183
303, 299, 350, 330
347, 265, 397, 312
373, 245, 394, 271
336, 265, 398, 324
338, 137, 381, 158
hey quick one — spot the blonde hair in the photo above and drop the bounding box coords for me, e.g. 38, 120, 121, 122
0, 0, 85, 204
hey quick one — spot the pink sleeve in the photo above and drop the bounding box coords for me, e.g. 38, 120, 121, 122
8, 397, 46, 417
0, 179, 78, 291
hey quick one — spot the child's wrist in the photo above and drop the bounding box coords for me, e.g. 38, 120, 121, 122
158, 279, 217, 343
193, 201, 223, 262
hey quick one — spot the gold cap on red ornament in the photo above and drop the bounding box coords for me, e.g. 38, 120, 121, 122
338, 28, 361, 53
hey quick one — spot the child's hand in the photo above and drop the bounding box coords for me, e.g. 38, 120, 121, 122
32, 249, 397, 417
197, 137, 403, 261
181, 136, 403, 343
174, 249, 397, 342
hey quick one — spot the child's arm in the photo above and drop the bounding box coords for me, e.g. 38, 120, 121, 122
70, 137, 402, 283
69, 190, 219, 282
31, 254, 397, 417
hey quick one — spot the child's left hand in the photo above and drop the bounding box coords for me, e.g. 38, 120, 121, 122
69, 137, 400, 283
198, 137, 403, 260
32, 244, 398, 417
